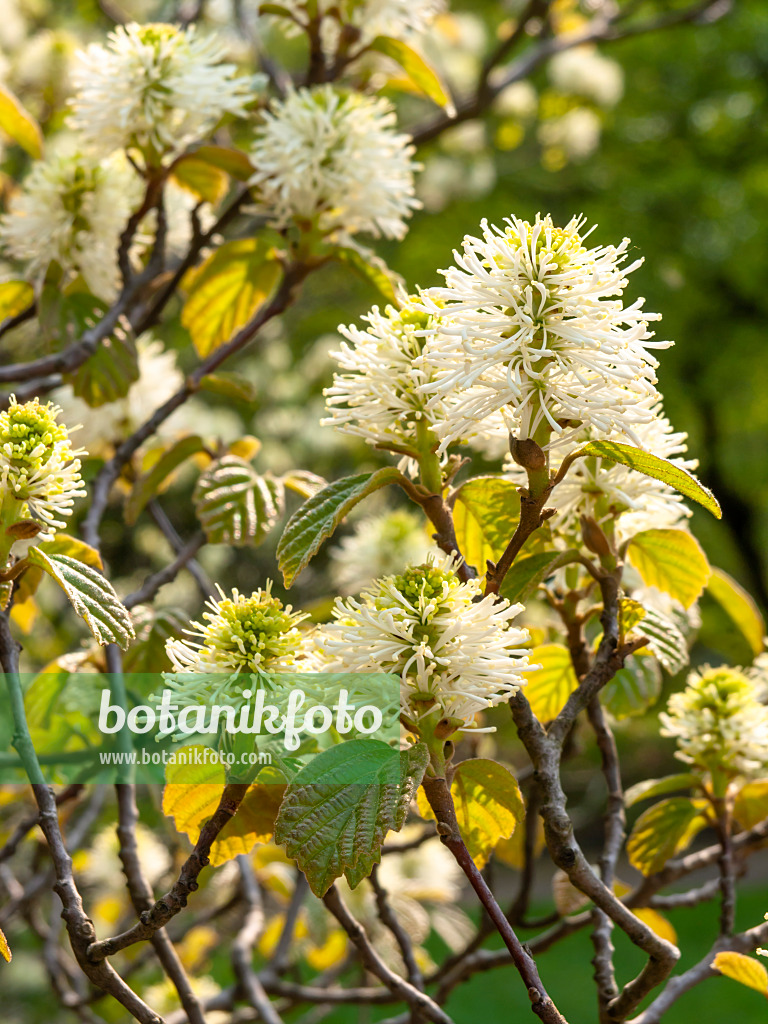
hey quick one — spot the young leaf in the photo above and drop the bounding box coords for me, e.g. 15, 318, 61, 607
627, 797, 709, 875
733, 779, 768, 830
524, 644, 579, 723
194, 455, 284, 546
193, 144, 255, 181
171, 154, 229, 204
0, 83, 43, 157
126, 435, 208, 525
418, 759, 524, 868
602, 655, 661, 719
624, 773, 700, 808
26, 549, 135, 649
277, 467, 401, 587
332, 247, 399, 305
635, 605, 690, 675
0, 280, 34, 322
36, 534, 103, 570
0, 926, 10, 963
627, 529, 711, 609
572, 441, 721, 518
274, 739, 428, 896
65, 321, 139, 408
282, 470, 327, 499
712, 951, 768, 996
181, 238, 283, 357
368, 36, 453, 110
707, 567, 766, 658
453, 476, 521, 572
500, 549, 580, 604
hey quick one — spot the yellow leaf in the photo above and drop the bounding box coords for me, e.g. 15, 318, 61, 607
552, 869, 590, 916
0, 280, 33, 322
707, 568, 766, 658
163, 747, 285, 867
627, 529, 710, 608
524, 644, 578, 722
627, 797, 708, 876
10, 596, 38, 635
171, 154, 230, 205
734, 779, 768, 830
0, 926, 10, 963
306, 929, 348, 970
632, 907, 677, 945
713, 951, 768, 996
368, 36, 453, 111
228, 435, 262, 460
418, 759, 524, 868
0, 83, 43, 158
494, 814, 545, 870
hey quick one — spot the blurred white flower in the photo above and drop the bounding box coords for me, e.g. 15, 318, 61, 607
330, 508, 434, 595
659, 666, 768, 778
69, 22, 259, 160
494, 80, 538, 120
316, 554, 531, 732
548, 46, 624, 108
250, 85, 419, 240
419, 214, 669, 453
538, 107, 602, 161
0, 151, 142, 300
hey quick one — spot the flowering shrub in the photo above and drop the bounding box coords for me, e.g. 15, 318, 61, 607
0, 2, 765, 1024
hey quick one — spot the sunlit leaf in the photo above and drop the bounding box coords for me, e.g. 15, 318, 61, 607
0, 82, 43, 157
0, 280, 33, 322
369, 36, 453, 110
627, 529, 711, 609
627, 797, 709, 875
713, 951, 768, 996
707, 568, 766, 658
171, 154, 229, 204
624, 773, 699, 808
453, 476, 521, 573
194, 455, 284, 546
126, 435, 208, 525
524, 644, 578, 723
602, 655, 661, 719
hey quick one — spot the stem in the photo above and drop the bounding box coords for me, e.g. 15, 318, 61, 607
0, 609, 44, 784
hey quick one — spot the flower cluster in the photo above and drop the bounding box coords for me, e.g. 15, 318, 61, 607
250, 85, 419, 240
0, 151, 142, 300
69, 22, 257, 161
418, 213, 669, 452
0, 397, 86, 539
330, 508, 433, 595
315, 555, 531, 732
659, 666, 768, 778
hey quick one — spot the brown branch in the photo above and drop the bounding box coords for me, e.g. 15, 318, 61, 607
396, 478, 477, 582
370, 863, 425, 991
124, 530, 206, 609
232, 857, 285, 1024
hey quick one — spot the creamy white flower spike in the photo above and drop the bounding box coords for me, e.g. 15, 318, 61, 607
659, 666, 768, 779
316, 554, 531, 731
262, 0, 444, 53
250, 85, 420, 240
419, 214, 670, 453
0, 151, 142, 301
0, 397, 86, 538
330, 509, 435, 595
70, 23, 258, 160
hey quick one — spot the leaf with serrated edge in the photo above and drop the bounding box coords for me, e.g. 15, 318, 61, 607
27, 549, 134, 649
277, 468, 401, 587
368, 36, 452, 110
524, 644, 578, 723
126, 435, 207, 525
418, 759, 524, 868
573, 441, 721, 518
628, 529, 711, 609
627, 797, 708, 875
194, 455, 283, 546
624, 773, 699, 808
275, 740, 428, 896
636, 605, 690, 675
713, 952, 768, 996
707, 568, 766, 658
602, 655, 661, 720
500, 550, 580, 604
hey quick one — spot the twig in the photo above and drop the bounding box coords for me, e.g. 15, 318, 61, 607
370, 863, 424, 990
124, 530, 207, 609
232, 856, 285, 1024
263, 870, 308, 977
0, 784, 83, 865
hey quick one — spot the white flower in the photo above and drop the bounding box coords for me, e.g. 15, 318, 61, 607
494, 80, 538, 120
538, 107, 602, 162
419, 214, 670, 453
315, 554, 531, 731
0, 397, 86, 538
250, 85, 420, 240
262, 0, 444, 53
69, 23, 259, 161
659, 666, 768, 778
330, 509, 434, 595
0, 151, 142, 301
548, 46, 624, 108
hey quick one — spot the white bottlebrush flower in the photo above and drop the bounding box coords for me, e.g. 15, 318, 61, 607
659, 666, 768, 778
548, 46, 624, 108
51, 335, 186, 458
262, 0, 444, 52
69, 22, 259, 161
0, 151, 143, 301
315, 554, 531, 732
0, 397, 86, 538
250, 85, 420, 240
330, 508, 434, 595
419, 214, 670, 453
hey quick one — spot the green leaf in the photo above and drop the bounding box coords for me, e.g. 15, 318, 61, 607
627, 797, 708, 875
573, 441, 721, 518
123, 607, 189, 674
36, 534, 103, 570
635, 605, 690, 675
27, 549, 135, 649
198, 372, 258, 404
333, 247, 399, 305
0, 280, 34, 322
707, 568, 766, 658
277, 467, 401, 587
126, 435, 207, 525
66, 326, 139, 408
500, 549, 580, 604
0, 82, 43, 157
192, 145, 255, 181
282, 470, 327, 499
418, 759, 524, 868
274, 739, 428, 896
193, 454, 284, 547
171, 154, 230, 204
524, 644, 578, 723
712, 951, 768, 996
627, 529, 711, 609
368, 36, 452, 110
181, 238, 283, 357
624, 773, 700, 808
453, 476, 521, 573
602, 655, 661, 719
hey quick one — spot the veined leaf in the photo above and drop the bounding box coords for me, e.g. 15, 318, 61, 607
181, 238, 283, 357
274, 739, 428, 896
637, 605, 690, 675
277, 467, 401, 587
624, 773, 700, 808
627, 797, 709, 875
333, 247, 399, 305
713, 951, 768, 996
524, 644, 578, 723
36, 534, 103, 570
453, 476, 521, 573
602, 655, 661, 719
0, 280, 33, 322
500, 549, 580, 604
171, 154, 229, 204
627, 529, 711, 609
0, 82, 42, 157
733, 779, 768, 830
65, 316, 139, 408
418, 759, 524, 868
27, 549, 135, 649
369, 36, 452, 110
194, 455, 284, 547
126, 435, 207, 525
282, 469, 327, 499
707, 568, 766, 658
573, 441, 721, 518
